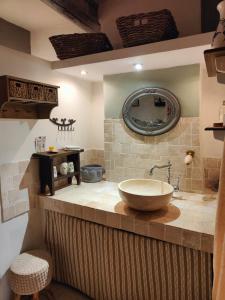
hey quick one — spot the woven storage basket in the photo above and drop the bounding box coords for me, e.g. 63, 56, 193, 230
116, 9, 179, 48
49, 33, 113, 60
28, 83, 44, 101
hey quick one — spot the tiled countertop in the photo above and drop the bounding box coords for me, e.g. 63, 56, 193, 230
39, 181, 217, 253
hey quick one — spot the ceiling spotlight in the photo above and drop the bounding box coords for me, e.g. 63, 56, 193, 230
133, 63, 143, 71
81, 70, 87, 76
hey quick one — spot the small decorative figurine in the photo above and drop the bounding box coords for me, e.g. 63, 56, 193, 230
59, 162, 68, 175
68, 162, 74, 173
212, 1, 225, 48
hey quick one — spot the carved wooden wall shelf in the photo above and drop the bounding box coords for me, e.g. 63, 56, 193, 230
0, 75, 59, 119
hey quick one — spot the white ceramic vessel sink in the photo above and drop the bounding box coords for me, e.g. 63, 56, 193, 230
118, 179, 174, 211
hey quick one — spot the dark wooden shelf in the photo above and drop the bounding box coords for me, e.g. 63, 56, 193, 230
204, 47, 225, 83
204, 47, 225, 77
205, 127, 225, 131
0, 75, 60, 119
205, 126, 225, 141
54, 172, 79, 181
33, 149, 83, 196
33, 149, 84, 158
8, 97, 57, 105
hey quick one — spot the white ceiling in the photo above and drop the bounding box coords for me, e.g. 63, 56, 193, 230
0, 0, 80, 31
0, 0, 84, 61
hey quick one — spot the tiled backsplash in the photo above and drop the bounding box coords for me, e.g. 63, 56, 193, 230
104, 118, 221, 193
0, 150, 104, 222
0, 159, 39, 222
80, 149, 104, 167
203, 158, 221, 192
0, 141, 219, 222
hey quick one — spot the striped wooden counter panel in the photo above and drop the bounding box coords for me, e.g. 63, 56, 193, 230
45, 211, 213, 300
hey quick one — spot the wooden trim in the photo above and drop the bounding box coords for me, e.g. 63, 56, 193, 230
205, 127, 225, 131
41, 0, 100, 32
204, 47, 225, 77
32, 292, 40, 300
201, 0, 220, 33
4, 75, 60, 88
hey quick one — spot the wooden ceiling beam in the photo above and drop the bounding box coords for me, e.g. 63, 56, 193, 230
41, 0, 101, 32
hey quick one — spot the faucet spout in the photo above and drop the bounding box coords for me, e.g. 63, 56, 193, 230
149, 161, 172, 184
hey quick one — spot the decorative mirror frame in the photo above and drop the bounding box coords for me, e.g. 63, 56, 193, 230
122, 87, 181, 136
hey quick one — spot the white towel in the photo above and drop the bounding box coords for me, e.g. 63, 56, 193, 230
213, 138, 225, 299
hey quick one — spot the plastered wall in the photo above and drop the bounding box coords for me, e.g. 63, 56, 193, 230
0, 45, 102, 300
0, 17, 31, 54
104, 65, 200, 119
200, 65, 225, 158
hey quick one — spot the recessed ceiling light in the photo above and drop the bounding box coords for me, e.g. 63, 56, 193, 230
81, 70, 87, 76
133, 63, 143, 71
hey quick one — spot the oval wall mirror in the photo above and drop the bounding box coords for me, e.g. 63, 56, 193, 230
122, 87, 181, 136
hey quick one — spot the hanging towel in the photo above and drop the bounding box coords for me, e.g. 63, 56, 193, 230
213, 138, 225, 299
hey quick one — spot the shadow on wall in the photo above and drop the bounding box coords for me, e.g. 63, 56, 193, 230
0, 158, 45, 300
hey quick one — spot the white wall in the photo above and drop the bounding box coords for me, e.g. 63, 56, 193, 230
200, 65, 225, 158
0, 0, 85, 61
99, 0, 201, 49
0, 45, 100, 162
0, 45, 103, 300
90, 82, 104, 149
31, 24, 84, 61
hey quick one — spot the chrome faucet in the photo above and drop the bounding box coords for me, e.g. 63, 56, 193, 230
149, 160, 172, 184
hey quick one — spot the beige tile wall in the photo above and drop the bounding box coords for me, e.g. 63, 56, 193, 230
0, 159, 39, 222
80, 149, 105, 167
203, 158, 221, 192
0, 145, 219, 222
0, 150, 105, 222
104, 118, 220, 193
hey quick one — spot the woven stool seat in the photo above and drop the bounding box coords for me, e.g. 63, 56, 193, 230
9, 249, 52, 296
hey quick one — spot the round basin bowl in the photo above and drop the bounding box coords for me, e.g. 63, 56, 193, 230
118, 179, 174, 211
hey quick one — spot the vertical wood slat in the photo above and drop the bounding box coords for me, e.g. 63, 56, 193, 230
45, 211, 213, 300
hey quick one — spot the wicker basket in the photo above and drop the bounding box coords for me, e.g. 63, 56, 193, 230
28, 83, 44, 101
9, 79, 28, 99
116, 9, 179, 48
49, 33, 113, 60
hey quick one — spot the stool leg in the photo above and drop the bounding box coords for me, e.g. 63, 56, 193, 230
32, 292, 39, 300
14, 294, 21, 300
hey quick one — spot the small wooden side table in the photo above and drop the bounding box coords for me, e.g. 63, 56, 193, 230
33, 149, 84, 195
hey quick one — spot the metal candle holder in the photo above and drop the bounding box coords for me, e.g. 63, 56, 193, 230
50, 118, 76, 131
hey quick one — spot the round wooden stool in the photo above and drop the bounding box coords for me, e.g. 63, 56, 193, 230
9, 249, 52, 300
